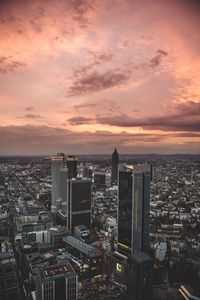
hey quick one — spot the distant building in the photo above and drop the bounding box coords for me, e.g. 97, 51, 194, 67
36, 260, 78, 300
112, 148, 119, 184
68, 178, 91, 233
94, 172, 106, 186
94, 172, 110, 187
51, 153, 65, 214
83, 166, 93, 179
117, 163, 151, 255
67, 155, 77, 179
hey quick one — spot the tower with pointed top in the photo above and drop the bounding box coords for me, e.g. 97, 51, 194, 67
112, 148, 119, 184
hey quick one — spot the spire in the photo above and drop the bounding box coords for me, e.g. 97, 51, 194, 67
112, 148, 118, 158
112, 148, 119, 184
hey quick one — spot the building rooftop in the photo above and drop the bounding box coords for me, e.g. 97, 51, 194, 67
40, 251, 56, 261
63, 235, 100, 258
118, 163, 133, 172
74, 224, 88, 231
118, 163, 151, 173
67, 155, 77, 161
37, 260, 76, 281
52, 156, 64, 161
43, 264, 71, 278
49, 226, 68, 233
70, 177, 91, 182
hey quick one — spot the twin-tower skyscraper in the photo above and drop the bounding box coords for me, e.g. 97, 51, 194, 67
51, 153, 91, 234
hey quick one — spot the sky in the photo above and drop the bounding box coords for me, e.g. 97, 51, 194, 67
0, 0, 200, 155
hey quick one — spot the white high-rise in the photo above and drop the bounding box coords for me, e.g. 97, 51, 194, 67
51, 153, 65, 213
60, 168, 68, 217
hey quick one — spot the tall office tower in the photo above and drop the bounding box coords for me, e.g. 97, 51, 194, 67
112, 148, 119, 184
67, 155, 77, 179
36, 260, 78, 300
117, 163, 151, 255
51, 153, 65, 214
68, 178, 91, 234
60, 168, 68, 217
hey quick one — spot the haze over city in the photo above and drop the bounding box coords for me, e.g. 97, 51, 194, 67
0, 0, 200, 154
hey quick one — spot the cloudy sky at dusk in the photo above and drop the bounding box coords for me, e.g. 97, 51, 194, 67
0, 0, 200, 155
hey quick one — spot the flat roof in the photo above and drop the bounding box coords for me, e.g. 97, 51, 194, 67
52, 156, 64, 161
38, 261, 75, 280
74, 224, 88, 231
118, 163, 151, 173
63, 235, 100, 258
43, 265, 70, 278
40, 252, 55, 260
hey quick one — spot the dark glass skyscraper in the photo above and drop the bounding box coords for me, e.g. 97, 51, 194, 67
117, 163, 151, 255
68, 178, 91, 233
111, 148, 119, 184
67, 155, 77, 179
117, 163, 152, 300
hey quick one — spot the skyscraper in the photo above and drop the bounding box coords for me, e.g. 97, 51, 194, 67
60, 168, 68, 217
117, 163, 152, 300
36, 260, 78, 300
68, 178, 91, 234
117, 163, 151, 255
111, 148, 119, 184
51, 153, 65, 214
67, 155, 77, 179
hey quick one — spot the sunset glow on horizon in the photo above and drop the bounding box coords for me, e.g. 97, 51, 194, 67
0, 0, 200, 155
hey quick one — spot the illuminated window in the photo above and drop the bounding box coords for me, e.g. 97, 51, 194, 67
116, 263, 122, 272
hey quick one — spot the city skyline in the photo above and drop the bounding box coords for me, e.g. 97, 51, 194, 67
0, 0, 200, 155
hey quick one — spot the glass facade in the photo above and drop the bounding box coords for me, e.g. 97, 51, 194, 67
94, 173, 106, 186
142, 169, 151, 253
55, 277, 65, 300
71, 181, 91, 212
43, 281, 54, 300
118, 167, 133, 253
51, 155, 64, 213
67, 157, 77, 179
132, 171, 143, 251
68, 179, 91, 233
118, 164, 151, 255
